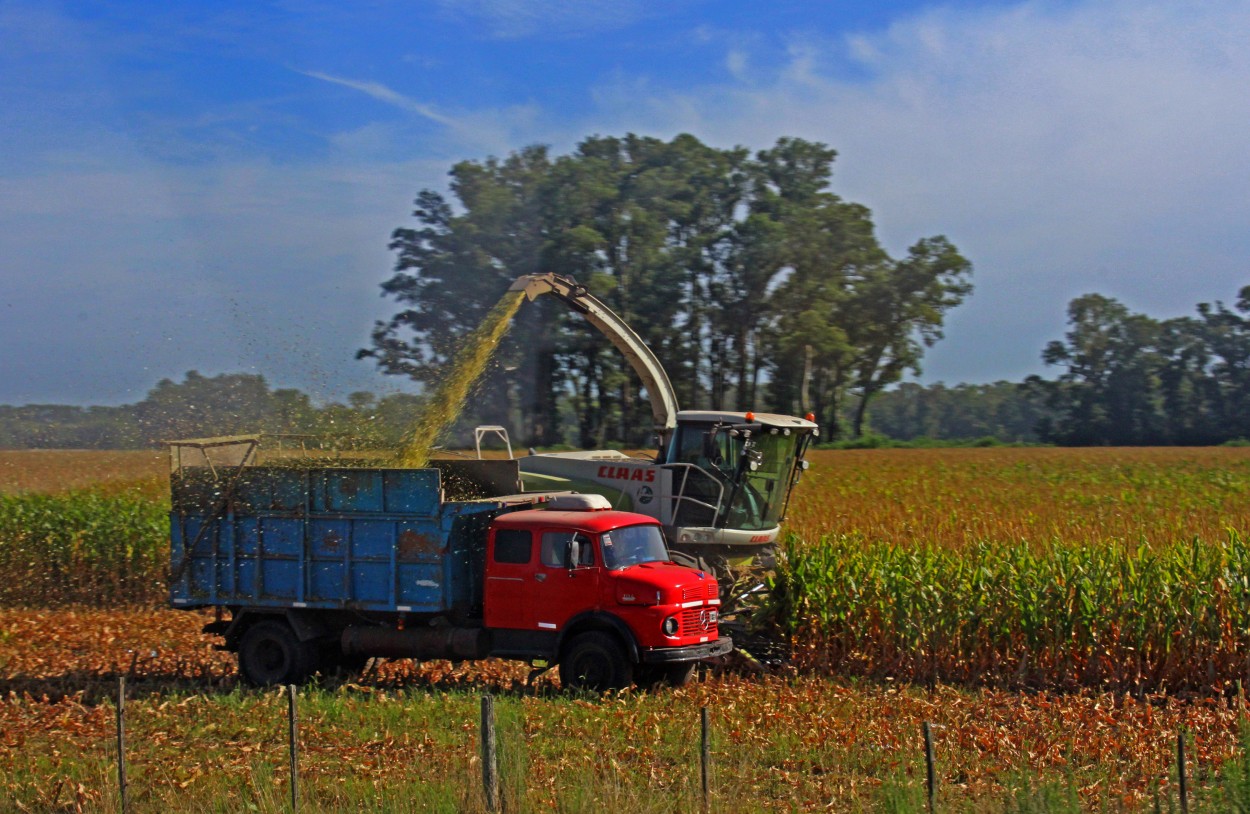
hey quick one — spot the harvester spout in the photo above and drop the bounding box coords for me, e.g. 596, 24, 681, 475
509, 273, 679, 443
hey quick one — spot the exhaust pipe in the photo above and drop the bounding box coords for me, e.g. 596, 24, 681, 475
341, 626, 489, 660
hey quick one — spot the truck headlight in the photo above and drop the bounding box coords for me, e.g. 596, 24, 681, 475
662, 616, 679, 636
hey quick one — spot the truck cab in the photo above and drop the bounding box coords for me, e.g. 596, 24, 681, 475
483, 495, 728, 690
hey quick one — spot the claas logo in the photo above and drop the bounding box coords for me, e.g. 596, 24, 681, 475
596, 465, 657, 482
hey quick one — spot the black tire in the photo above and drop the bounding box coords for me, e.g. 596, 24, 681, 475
238, 620, 315, 686
328, 652, 372, 678
314, 641, 371, 678
559, 631, 633, 692
638, 661, 697, 689
663, 661, 697, 687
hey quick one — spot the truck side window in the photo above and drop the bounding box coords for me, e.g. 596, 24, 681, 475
493, 529, 532, 564
540, 532, 594, 567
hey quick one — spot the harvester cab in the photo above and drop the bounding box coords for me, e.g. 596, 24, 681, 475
659, 411, 817, 557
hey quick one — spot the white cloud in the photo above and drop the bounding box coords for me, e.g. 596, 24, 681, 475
576, 0, 1250, 382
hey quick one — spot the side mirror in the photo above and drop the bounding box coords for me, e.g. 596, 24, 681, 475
740, 439, 763, 472
565, 538, 580, 571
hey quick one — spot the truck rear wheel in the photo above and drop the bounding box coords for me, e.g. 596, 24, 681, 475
238, 620, 315, 686
559, 632, 633, 692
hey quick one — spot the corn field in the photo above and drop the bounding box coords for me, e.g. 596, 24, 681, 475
1, 447, 1248, 692
771, 532, 1250, 693
0, 488, 167, 607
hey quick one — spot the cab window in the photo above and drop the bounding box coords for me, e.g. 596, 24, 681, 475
493, 529, 532, 564
540, 531, 594, 567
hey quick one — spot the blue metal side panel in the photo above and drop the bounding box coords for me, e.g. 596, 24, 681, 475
313, 470, 384, 513
169, 466, 514, 613
440, 501, 509, 612
261, 516, 304, 601
308, 518, 349, 602
385, 469, 440, 514
351, 519, 397, 606
263, 517, 303, 556
395, 517, 447, 610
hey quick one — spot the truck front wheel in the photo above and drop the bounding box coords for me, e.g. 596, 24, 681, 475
638, 661, 697, 689
238, 620, 315, 686
559, 632, 633, 692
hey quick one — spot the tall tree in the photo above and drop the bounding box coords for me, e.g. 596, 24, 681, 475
846, 237, 973, 437
1196, 287, 1250, 440
363, 134, 970, 446
1029, 294, 1163, 445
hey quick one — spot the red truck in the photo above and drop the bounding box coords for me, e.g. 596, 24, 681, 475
168, 442, 731, 690
485, 503, 727, 688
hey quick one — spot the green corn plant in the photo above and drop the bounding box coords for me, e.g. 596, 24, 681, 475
770, 531, 1250, 693
0, 488, 168, 607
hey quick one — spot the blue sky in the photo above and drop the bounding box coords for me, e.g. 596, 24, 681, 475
2, 0, 1248, 406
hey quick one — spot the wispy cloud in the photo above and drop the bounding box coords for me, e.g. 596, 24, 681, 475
294, 69, 541, 156
298, 69, 457, 127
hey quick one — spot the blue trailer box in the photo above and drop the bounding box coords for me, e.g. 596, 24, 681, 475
170, 464, 520, 617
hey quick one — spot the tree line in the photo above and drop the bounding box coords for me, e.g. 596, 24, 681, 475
1026, 289, 1250, 445
5, 286, 1249, 450
359, 133, 973, 447
0, 372, 421, 450
866, 287, 1250, 446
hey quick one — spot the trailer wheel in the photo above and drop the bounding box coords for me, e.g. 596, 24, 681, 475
559, 632, 633, 692
238, 620, 315, 686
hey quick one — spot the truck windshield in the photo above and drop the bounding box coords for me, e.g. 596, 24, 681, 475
601, 525, 670, 570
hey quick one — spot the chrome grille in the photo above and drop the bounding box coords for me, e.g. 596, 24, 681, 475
680, 607, 718, 636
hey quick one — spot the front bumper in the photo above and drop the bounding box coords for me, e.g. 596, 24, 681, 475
640, 636, 733, 664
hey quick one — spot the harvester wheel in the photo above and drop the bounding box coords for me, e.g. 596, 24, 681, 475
238, 620, 315, 686
665, 661, 698, 687
559, 632, 632, 692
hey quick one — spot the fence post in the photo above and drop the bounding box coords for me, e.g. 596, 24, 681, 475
701, 706, 711, 813
287, 684, 299, 813
116, 676, 128, 814
1177, 729, 1189, 814
482, 695, 499, 813
923, 721, 936, 813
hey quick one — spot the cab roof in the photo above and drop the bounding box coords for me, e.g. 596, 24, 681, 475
676, 410, 818, 430
495, 508, 662, 534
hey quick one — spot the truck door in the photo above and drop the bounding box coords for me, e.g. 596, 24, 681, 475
484, 527, 537, 631
483, 526, 601, 633
531, 529, 601, 632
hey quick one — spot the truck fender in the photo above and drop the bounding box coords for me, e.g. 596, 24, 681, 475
556, 612, 640, 664
220, 609, 331, 649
